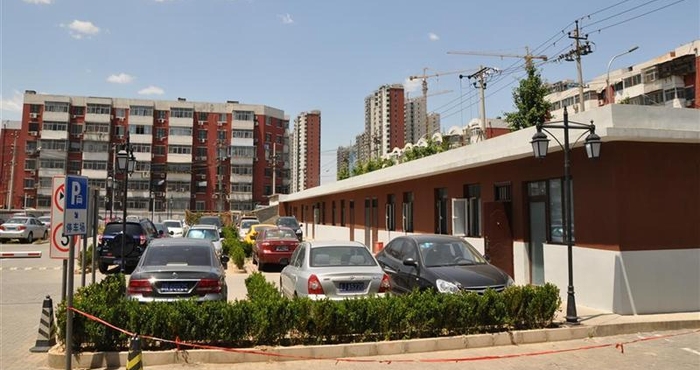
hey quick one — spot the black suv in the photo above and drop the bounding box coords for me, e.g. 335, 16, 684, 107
97, 219, 158, 274
275, 216, 303, 241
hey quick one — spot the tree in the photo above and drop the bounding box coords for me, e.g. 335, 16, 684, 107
504, 64, 552, 130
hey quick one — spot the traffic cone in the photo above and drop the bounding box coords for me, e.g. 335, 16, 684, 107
29, 295, 56, 352
126, 334, 143, 370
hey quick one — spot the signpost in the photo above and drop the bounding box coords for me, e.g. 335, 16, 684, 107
62, 175, 89, 370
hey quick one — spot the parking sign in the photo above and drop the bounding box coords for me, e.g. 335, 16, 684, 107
64, 175, 89, 236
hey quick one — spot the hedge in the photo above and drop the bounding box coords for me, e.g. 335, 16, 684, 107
56, 273, 561, 352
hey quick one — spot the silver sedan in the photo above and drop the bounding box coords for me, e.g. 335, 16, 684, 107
279, 240, 390, 300
0, 216, 48, 243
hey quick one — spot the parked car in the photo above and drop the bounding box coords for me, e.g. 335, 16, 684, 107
375, 234, 514, 294
243, 224, 275, 244
0, 216, 48, 243
38, 215, 52, 230
96, 219, 159, 274
198, 216, 223, 236
238, 219, 260, 241
153, 223, 171, 238
184, 224, 224, 257
162, 219, 186, 237
252, 226, 299, 271
280, 240, 390, 300
275, 216, 303, 241
126, 238, 229, 302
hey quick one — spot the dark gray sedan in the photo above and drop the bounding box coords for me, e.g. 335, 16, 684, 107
375, 234, 514, 294
126, 238, 229, 302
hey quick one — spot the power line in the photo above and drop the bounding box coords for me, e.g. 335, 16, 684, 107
585, 0, 687, 33
582, 0, 668, 29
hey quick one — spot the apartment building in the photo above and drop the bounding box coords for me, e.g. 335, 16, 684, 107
404, 96, 441, 144
0, 92, 289, 215
290, 110, 321, 193
362, 84, 405, 161
546, 39, 699, 119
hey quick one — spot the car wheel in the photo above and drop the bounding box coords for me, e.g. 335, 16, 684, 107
258, 259, 265, 272
98, 262, 109, 274
25, 232, 34, 244
43, 231, 48, 240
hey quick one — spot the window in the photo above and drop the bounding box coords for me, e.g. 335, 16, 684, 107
22, 178, 34, 188
40, 159, 66, 169
131, 143, 151, 153
402, 192, 414, 233
169, 127, 193, 136
231, 183, 252, 192
494, 183, 511, 201
195, 201, 205, 211
82, 161, 107, 170
129, 105, 153, 116
340, 200, 346, 226
198, 130, 207, 141
68, 160, 81, 172
623, 74, 642, 88
40, 139, 68, 151
548, 178, 574, 244
72, 106, 85, 116
156, 110, 167, 120
171, 108, 193, 118
45, 102, 69, 113
232, 129, 253, 139
230, 146, 255, 158
83, 141, 109, 153
196, 147, 207, 157
85, 123, 109, 134
30, 104, 41, 114
386, 194, 395, 231
114, 108, 126, 118
197, 112, 208, 121
332, 201, 336, 225
24, 159, 37, 170
70, 124, 83, 135
129, 125, 152, 135
234, 111, 254, 121
155, 128, 166, 139
86, 104, 111, 115
231, 164, 253, 175
168, 145, 192, 155
153, 145, 166, 156
218, 113, 227, 123
643, 68, 658, 83
452, 184, 481, 237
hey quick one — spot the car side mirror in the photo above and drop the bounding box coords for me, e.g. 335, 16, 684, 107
220, 255, 230, 263
158, 230, 164, 236
299, 223, 304, 228
403, 258, 418, 267
169, 230, 174, 235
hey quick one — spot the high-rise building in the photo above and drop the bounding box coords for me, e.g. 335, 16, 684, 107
363, 84, 405, 159
0, 92, 289, 215
290, 110, 321, 193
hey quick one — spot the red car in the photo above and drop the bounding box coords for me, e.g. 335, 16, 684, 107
252, 226, 299, 271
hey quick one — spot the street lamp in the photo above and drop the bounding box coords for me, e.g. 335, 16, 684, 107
168, 195, 173, 219
530, 106, 601, 324
106, 176, 113, 221
605, 46, 639, 104
116, 134, 136, 273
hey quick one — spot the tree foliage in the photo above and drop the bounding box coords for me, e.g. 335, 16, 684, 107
504, 64, 552, 130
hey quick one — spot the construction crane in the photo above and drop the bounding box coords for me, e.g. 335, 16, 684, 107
409, 68, 472, 138
447, 47, 548, 68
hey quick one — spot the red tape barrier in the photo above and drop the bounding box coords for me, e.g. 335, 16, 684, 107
68, 306, 699, 363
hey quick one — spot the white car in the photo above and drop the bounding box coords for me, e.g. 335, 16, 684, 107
0, 216, 48, 243
184, 224, 223, 256
162, 219, 186, 237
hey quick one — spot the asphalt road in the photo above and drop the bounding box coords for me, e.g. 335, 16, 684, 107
0, 239, 279, 370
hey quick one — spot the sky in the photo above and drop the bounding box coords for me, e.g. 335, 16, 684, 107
1, 0, 698, 183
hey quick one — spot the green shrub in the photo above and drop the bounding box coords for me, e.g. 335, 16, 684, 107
231, 245, 245, 270
56, 277, 561, 352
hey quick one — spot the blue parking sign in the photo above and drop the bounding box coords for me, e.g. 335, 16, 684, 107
64, 175, 89, 236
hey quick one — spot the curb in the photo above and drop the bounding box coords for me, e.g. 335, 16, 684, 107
46, 319, 700, 369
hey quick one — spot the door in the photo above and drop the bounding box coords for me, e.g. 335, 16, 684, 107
483, 201, 514, 278
529, 201, 547, 285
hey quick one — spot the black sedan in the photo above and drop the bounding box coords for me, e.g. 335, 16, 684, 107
127, 238, 229, 302
375, 234, 513, 294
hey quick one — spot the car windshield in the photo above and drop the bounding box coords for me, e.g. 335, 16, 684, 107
277, 218, 299, 228
418, 239, 487, 267
163, 221, 181, 228
5, 218, 28, 224
186, 228, 219, 241
103, 223, 143, 235
39, 217, 50, 222
142, 244, 212, 266
310, 246, 376, 267
241, 220, 259, 229
263, 228, 297, 240
199, 217, 221, 227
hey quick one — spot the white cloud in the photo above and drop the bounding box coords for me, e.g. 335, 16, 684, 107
278, 13, 294, 24
61, 20, 100, 39
107, 73, 134, 84
138, 86, 165, 95
23, 0, 53, 4
428, 32, 440, 41
0, 91, 24, 115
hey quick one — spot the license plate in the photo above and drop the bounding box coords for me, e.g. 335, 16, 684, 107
276, 246, 289, 251
161, 282, 190, 293
338, 282, 365, 292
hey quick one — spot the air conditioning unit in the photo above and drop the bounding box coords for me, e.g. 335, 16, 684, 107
72, 115, 78, 119
198, 174, 206, 179
29, 131, 38, 136
29, 113, 39, 119
217, 122, 223, 126
118, 117, 125, 122
158, 136, 167, 141
116, 135, 124, 139
199, 139, 206, 143
198, 120, 205, 126
29, 170, 35, 175
157, 118, 165, 123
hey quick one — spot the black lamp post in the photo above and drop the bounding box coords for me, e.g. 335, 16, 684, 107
106, 175, 114, 221
168, 195, 173, 219
530, 106, 601, 325
116, 134, 136, 273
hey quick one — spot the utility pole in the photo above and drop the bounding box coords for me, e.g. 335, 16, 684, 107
460, 66, 500, 140
559, 20, 593, 113
7, 133, 17, 209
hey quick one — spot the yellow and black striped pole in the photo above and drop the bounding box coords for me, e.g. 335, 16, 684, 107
30, 295, 56, 352
126, 334, 143, 370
